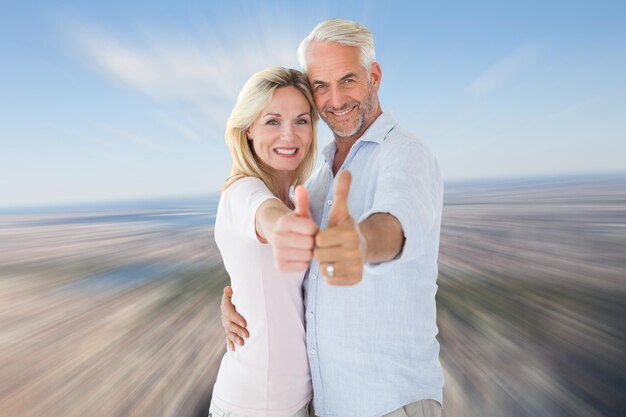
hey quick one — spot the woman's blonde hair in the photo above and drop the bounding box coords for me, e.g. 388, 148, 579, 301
224, 67, 318, 198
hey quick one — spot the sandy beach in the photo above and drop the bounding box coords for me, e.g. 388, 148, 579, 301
1, 176, 624, 417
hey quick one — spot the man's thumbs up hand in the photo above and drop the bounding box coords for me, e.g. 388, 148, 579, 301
314, 170, 367, 286
327, 170, 351, 227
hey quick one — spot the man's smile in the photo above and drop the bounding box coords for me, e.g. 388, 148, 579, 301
327, 104, 357, 118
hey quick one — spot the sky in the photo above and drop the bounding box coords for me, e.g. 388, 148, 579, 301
1, 0, 625, 206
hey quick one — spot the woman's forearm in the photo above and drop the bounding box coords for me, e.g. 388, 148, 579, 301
255, 199, 291, 243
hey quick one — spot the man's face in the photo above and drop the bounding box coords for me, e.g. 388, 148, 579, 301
306, 41, 381, 140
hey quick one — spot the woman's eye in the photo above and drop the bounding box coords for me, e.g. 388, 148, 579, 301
296, 119, 309, 125
266, 119, 279, 126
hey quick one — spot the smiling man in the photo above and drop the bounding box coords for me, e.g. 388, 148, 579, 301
222, 19, 444, 417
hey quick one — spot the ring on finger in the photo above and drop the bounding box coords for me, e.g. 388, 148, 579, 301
326, 263, 335, 277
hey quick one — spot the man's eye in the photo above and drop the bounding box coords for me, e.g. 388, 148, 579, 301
315, 84, 327, 91
343, 78, 354, 84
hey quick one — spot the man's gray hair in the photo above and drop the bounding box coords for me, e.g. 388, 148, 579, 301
297, 18, 376, 74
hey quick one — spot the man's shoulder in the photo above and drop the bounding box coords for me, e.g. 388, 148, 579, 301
380, 122, 436, 160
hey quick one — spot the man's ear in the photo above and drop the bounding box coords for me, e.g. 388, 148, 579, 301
370, 62, 382, 91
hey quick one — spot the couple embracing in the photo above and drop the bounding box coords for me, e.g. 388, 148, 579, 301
210, 19, 444, 417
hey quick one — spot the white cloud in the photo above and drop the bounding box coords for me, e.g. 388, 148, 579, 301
466, 43, 542, 96
67, 19, 301, 106
100, 124, 166, 152
157, 113, 208, 145
548, 86, 626, 119
60, 16, 304, 151
48, 124, 126, 153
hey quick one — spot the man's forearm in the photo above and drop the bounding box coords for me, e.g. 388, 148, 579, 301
359, 213, 404, 264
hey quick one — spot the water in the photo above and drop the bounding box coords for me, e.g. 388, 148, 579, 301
24, 209, 217, 228
1, 195, 221, 229
61, 262, 190, 292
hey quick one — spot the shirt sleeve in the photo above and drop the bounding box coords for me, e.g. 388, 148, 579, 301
358, 133, 443, 273
221, 177, 280, 243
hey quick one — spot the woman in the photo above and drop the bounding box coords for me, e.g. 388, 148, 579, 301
209, 67, 318, 417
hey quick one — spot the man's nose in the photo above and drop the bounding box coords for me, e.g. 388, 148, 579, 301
329, 85, 346, 110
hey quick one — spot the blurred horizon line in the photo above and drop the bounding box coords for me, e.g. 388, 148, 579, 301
2, 169, 625, 213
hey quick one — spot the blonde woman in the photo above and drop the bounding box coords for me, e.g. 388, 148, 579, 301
209, 67, 318, 417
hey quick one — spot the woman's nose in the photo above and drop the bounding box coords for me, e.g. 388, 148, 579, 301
280, 124, 296, 141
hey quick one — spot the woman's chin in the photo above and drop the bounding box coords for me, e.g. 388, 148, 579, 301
267, 159, 303, 173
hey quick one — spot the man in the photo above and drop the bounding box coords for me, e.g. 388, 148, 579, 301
222, 19, 444, 417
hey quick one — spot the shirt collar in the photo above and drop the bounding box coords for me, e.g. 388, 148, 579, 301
358, 111, 398, 144
321, 112, 398, 162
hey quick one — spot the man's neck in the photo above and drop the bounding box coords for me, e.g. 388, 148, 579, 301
332, 138, 356, 175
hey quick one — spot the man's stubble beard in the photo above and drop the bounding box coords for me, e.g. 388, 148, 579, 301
321, 82, 376, 139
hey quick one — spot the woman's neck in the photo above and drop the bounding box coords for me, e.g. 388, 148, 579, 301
274, 171, 293, 209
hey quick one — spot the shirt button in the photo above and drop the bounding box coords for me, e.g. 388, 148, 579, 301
311, 273, 317, 280
310, 348, 317, 355
327, 199, 333, 206
308, 312, 314, 319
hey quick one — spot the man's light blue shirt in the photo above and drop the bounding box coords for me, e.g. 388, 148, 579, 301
304, 112, 444, 417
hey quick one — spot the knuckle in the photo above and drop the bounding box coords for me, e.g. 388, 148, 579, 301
343, 230, 358, 242
274, 233, 288, 247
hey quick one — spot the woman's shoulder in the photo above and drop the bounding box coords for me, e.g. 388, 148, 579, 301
223, 176, 269, 196
220, 176, 276, 211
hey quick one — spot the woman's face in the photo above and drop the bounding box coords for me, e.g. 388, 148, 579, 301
247, 86, 313, 176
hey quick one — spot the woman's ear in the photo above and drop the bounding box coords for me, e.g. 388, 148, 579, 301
246, 127, 253, 141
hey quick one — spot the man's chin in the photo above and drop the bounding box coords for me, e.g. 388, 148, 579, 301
325, 121, 361, 138
334, 130, 357, 138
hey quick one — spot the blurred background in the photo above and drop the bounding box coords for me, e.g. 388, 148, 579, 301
1, 1, 625, 416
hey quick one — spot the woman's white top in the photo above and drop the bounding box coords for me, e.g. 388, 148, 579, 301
211, 177, 312, 417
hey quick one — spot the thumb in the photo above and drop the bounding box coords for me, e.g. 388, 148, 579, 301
327, 170, 352, 227
294, 185, 311, 219
223, 286, 233, 299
